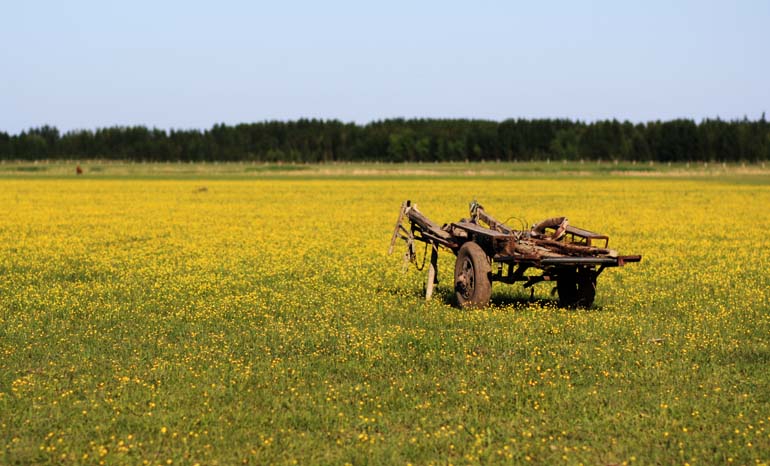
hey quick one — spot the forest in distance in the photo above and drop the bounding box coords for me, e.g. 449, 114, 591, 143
2, 116, 769, 163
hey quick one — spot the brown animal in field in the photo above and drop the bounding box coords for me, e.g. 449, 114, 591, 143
76, 165, 83, 175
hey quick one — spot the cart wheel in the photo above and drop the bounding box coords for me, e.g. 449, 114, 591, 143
575, 269, 596, 308
556, 272, 577, 308
454, 242, 492, 308
556, 268, 596, 308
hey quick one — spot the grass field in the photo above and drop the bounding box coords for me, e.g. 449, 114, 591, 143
1, 164, 769, 465
2, 159, 769, 179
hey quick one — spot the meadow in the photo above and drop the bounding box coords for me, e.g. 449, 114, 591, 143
1, 163, 769, 465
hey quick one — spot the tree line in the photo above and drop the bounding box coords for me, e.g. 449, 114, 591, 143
1, 116, 768, 162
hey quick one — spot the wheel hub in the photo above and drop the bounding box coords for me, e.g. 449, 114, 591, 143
460, 257, 475, 299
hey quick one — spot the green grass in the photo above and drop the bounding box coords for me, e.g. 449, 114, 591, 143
0, 172, 769, 465
11, 165, 49, 172
243, 164, 311, 172
1, 159, 768, 179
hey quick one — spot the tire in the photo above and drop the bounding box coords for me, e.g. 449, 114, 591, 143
575, 269, 596, 308
454, 242, 492, 308
556, 270, 578, 308
556, 267, 596, 308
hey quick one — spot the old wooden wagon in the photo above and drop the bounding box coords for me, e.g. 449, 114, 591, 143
389, 201, 641, 308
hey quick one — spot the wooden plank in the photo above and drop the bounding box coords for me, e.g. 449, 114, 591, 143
565, 225, 608, 240
425, 243, 439, 300
406, 206, 452, 240
388, 201, 408, 255
417, 231, 458, 249
453, 222, 512, 238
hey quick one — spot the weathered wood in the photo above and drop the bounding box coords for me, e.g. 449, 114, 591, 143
391, 199, 638, 271
425, 243, 439, 300
417, 231, 458, 249
453, 222, 511, 238
472, 205, 513, 234
532, 238, 615, 257
388, 201, 409, 255
390, 199, 642, 309
405, 206, 452, 240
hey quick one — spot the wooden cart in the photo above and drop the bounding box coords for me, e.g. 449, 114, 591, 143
389, 200, 641, 308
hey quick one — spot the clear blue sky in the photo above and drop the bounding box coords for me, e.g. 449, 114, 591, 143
1, 0, 768, 134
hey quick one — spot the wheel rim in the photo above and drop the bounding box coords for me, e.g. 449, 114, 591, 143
460, 257, 475, 299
